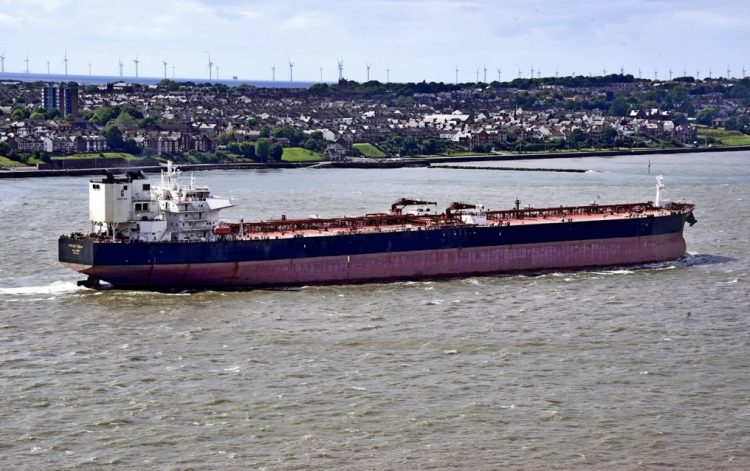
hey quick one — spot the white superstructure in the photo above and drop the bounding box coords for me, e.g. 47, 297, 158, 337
88, 161, 233, 242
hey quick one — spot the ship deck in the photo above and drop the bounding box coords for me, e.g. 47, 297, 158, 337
225, 202, 692, 241
63, 201, 694, 244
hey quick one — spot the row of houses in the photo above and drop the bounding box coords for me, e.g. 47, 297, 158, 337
2, 76, 712, 159
6, 134, 106, 154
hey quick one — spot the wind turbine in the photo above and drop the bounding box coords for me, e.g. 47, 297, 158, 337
497, 68, 502, 82
483, 64, 487, 83
206, 53, 213, 80
172, 65, 176, 78
46, 60, 50, 74
386, 67, 390, 83
319, 65, 323, 82
726, 64, 731, 79
215, 64, 219, 80
743, 64, 747, 78
530, 64, 534, 79
162, 58, 168, 79
337, 59, 343, 81
518, 68, 522, 79
603, 68, 607, 76
696, 68, 700, 80
365, 61, 370, 81
620, 65, 624, 75
25, 52, 29, 73
668, 68, 672, 81
654, 69, 658, 81
88, 62, 92, 76
271, 64, 275, 81
455, 66, 459, 84
63, 50, 69, 76
708, 68, 712, 79
638, 67, 642, 79
0, 51, 4, 73
288, 58, 294, 82
475, 68, 479, 83
133, 53, 140, 78
118, 57, 123, 77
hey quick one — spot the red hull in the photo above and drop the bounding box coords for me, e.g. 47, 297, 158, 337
71, 232, 687, 289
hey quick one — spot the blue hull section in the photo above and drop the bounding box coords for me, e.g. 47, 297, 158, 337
60, 212, 688, 268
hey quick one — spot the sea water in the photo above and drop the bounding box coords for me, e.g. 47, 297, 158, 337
1, 152, 748, 469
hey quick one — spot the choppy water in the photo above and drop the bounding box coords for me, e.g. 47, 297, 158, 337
1, 152, 749, 470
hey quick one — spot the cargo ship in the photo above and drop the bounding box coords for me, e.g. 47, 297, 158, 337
59, 162, 696, 290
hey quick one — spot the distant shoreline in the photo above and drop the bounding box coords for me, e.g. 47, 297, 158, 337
2, 145, 749, 179
0, 71, 318, 88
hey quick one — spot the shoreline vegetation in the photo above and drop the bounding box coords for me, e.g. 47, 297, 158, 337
2, 144, 748, 178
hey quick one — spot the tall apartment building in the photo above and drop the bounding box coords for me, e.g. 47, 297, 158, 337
41, 85, 79, 117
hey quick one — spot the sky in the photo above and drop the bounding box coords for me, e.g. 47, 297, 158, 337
1, 0, 749, 83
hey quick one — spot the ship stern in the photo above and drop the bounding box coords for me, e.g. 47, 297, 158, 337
58, 236, 95, 275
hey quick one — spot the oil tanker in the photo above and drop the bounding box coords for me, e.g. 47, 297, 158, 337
59, 162, 696, 290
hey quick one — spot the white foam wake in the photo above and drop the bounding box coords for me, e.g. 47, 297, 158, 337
0, 281, 83, 296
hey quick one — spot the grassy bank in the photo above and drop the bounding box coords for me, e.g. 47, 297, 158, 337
0, 156, 25, 167
698, 128, 750, 146
281, 147, 323, 162
353, 143, 386, 157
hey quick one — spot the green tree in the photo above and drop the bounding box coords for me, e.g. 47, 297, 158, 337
10, 108, 27, 121
119, 106, 143, 120
725, 115, 750, 133
303, 138, 326, 152
667, 85, 689, 103
608, 96, 630, 116
0, 141, 11, 156
568, 128, 587, 147
122, 139, 141, 155
239, 142, 256, 159
695, 107, 718, 126
44, 108, 60, 120
255, 138, 270, 161
672, 113, 689, 126
729, 83, 749, 99
91, 106, 121, 126
422, 138, 446, 155
101, 127, 125, 150
217, 132, 236, 146
678, 99, 695, 116
269, 143, 283, 161
600, 126, 618, 146
272, 125, 304, 145
29, 111, 45, 120
115, 111, 137, 127
227, 142, 241, 154
138, 116, 157, 128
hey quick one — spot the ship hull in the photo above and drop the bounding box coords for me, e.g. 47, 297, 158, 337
59, 211, 691, 290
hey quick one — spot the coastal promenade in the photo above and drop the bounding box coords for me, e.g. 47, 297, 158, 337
2, 144, 749, 178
